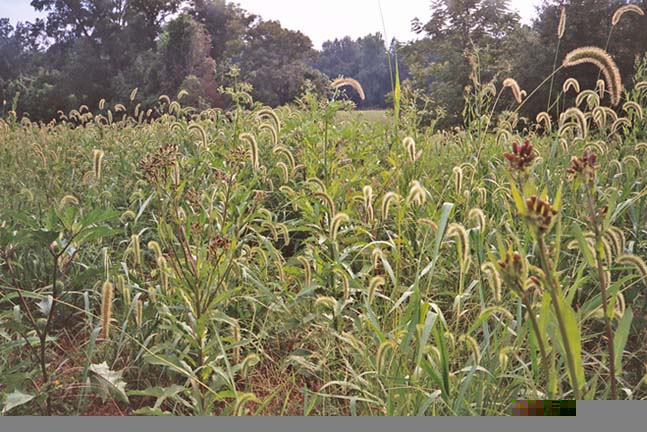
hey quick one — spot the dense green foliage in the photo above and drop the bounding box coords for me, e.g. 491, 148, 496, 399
315, 35, 394, 108
1, 0, 647, 417
5, 1, 647, 123
1, 44, 647, 414
405, 0, 647, 125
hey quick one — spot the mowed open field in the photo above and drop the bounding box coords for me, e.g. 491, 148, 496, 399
337, 110, 390, 124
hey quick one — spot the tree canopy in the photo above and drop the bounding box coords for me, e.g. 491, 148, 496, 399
3, 0, 647, 122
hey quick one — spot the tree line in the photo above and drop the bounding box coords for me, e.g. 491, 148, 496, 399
2, 0, 647, 124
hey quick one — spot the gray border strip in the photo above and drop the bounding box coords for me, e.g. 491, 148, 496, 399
0, 402, 644, 432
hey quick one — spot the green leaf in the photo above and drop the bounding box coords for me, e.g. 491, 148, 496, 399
2, 210, 39, 229
364, 302, 386, 342
416, 390, 442, 416
135, 194, 154, 224
467, 307, 504, 335
614, 308, 633, 376
128, 385, 185, 410
393, 53, 401, 128
419, 358, 449, 404
432, 321, 451, 399
556, 296, 585, 391
553, 182, 564, 211
2, 390, 34, 414
142, 353, 193, 378
420, 203, 454, 280
88, 362, 129, 403
131, 407, 173, 416
29, 229, 60, 246
508, 181, 526, 216
76, 226, 118, 244
571, 224, 596, 268
56, 205, 78, 231
81, 208, 120, 227
416, 310, 438, 366
434, 203, 454, 258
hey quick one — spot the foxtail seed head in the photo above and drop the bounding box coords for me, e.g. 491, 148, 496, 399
314, 191, 336, 215
446, 223, 470, 265
612, 4, 644, 27
60, 195, 79, 207
596, 79, 606, 99
459, 334, 481, 364
297, 256, 312, 287
131, 234, 141, 267
257, 108, 281, 133
376, 340, 397, 373
331, 77, 366, 101
536, 112, 552, 132
93, 149, 105, 180
616, 254, 647, 279
468, 208, 486, 231
368, 276, 385, 305
557, 7, 567, 39
330, 213, 350, 242
403, 137, 421, 163
502, 78, 525, 104
481, 262, 502, 303
100, 281, 114, 338
563, 47, 622, 106
363, 185, 375, 222
381, 192, 401, 219
239, 133, 259, 172
333, 267, 351, 299
406, 181, 426, 206
259, 122, 278, 147
563, 78, 580, 94
453, 166, 464, 195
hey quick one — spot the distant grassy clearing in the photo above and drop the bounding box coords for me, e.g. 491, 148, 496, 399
336, 109, 389, 124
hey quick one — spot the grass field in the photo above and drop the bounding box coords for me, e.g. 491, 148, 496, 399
337, 109, 390, 124
1, 69, 647, 416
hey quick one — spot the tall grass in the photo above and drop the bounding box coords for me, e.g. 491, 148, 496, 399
1, 36, 647, 417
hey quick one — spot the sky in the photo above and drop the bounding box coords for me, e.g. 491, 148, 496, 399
1, 0, 542, 48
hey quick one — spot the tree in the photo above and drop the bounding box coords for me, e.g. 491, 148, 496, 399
527, 0, 647, 115
355, 34, 392, 108
315, 34, 392, 108
237, 20, 319, 106
316, 37, 362, 80
30, 0, 180, 46
403, 0, 521, 123
1, 0, 191, 117
0, 19, 26, 88
160, 14, 219, 105
190, 0, 257, 62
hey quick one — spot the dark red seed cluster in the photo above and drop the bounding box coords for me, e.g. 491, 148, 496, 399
526, 195, 558, 233
185, 187, 201, 208
596, 205, 609, 220
504, 139, 537, 171
212, 168, 228, 183
225, 147, 248, 167
139, 143, 179, 184
498, 250, 524, 278
208, 234, 231, 256
567, 150, 598, 182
